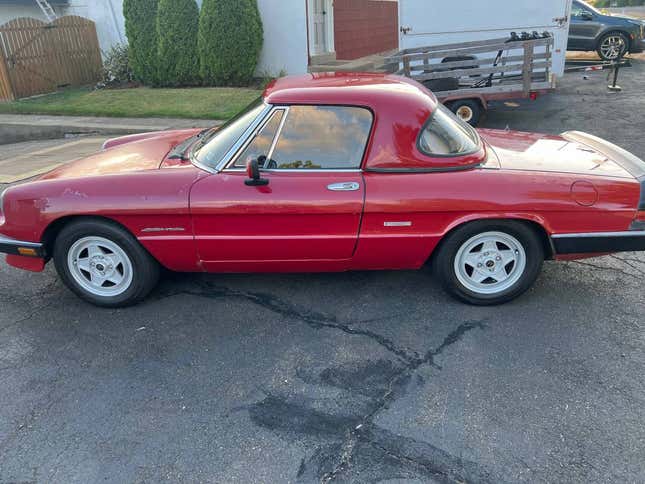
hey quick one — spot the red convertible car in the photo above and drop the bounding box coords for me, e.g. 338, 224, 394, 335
0, 73, 644, 307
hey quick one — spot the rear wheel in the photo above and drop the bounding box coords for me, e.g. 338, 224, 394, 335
447, 99, 482, 126
597, 32, 629, 61
53, 220, 160, 307
433, 221, 544, 305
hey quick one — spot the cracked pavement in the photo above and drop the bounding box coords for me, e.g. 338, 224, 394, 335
1, 57, 644, 483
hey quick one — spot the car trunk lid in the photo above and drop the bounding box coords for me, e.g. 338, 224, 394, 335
479, 128, 639, 179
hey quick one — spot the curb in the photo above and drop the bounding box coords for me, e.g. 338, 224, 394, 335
0, 116, 218, 145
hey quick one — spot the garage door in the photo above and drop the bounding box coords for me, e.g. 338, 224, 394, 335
399, 0, 572, 76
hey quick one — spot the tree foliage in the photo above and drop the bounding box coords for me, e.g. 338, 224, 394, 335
123, 0, 159, 85
156, 0, 200, 87
198, 0, 264, 86
591, 0, 645, 6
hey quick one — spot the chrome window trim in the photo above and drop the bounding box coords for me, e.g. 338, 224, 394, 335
263, 168, 362, 173
267, 107, 289, 160
219, 104, 373, 174
202, 102, 274, 173
220, 104, 289, 171
225, 106, 289, 171
222, 168, 363, 174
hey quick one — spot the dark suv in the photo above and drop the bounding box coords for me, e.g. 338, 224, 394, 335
568, 0, 645, 60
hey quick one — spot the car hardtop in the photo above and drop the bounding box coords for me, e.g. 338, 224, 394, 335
262, 73, 486, 172
263, 72, 436, 111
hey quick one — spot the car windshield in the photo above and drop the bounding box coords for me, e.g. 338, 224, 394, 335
193, 98, 265, 169
418, 104, 480, 157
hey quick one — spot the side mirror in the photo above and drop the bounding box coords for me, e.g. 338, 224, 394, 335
580, 11, 594, 21
245, 159, 269, 186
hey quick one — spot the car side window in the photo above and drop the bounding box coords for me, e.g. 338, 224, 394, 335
418, 104, 480, 157
234, 110, 284, 168
571, 2, 591, 18
571, 4, 584, 17
268, 106, 372, 170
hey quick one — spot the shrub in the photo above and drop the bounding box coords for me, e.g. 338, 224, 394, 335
100, 43, 134, 87
156, 0, 200, 87
123, 0, 159, 85
198, 0, 264, 86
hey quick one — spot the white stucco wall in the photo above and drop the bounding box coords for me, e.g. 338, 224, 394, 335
256, 0, 308, 75
0, 0, 310, 74
64, 0, 126, 55
0, 4, 48, 25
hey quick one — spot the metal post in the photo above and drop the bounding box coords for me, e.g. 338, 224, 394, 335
608, 54, 624, 92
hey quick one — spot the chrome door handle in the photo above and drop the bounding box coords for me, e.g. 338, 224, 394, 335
327, 182, 360, 192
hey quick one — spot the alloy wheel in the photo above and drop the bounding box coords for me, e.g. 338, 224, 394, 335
454, 231, 527, 295
67, 236, 134, 297
600, 35, 626, 60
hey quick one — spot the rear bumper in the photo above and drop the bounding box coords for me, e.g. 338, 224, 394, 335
552, 229, 645, 255
0, 234, 44, 257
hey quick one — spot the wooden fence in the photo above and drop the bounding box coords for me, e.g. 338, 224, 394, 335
0, 16, 102, 101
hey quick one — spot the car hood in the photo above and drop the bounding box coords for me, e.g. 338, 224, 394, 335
39, 129, 201, 181
479, 128, 643, 179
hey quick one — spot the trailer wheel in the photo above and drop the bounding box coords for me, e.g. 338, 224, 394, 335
448, 99, 482, 126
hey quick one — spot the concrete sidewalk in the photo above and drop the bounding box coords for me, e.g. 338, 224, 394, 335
0, 114, 218, 145
0, 137, 108, 183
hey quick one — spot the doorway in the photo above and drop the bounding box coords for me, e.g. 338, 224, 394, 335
308, 0, 334, 56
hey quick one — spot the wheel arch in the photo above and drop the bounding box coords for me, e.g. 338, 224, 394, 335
427, 216, 554, 265
41, 215, 140, 258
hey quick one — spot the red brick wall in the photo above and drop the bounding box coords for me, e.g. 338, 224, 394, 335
334, 0, 399, 60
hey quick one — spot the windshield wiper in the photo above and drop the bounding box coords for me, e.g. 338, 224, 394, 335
167, 128, 210, 161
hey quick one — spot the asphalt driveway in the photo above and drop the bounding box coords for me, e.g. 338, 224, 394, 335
0, 57, 644, 483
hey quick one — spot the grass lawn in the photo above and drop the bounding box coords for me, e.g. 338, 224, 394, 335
0, 87, 262, 120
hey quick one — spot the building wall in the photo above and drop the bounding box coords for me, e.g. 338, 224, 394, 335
64, 0, 125, 55
257, 0, 308, 75
0, 0, 309, 74
0, 4, 48, 25
334, 0, 398, 60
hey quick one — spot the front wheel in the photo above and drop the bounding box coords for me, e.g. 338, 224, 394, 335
597, 32, 629, 61
53, 220, 160, 307
433, 221, 544, 305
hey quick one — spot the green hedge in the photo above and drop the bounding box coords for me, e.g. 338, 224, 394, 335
123, 0, 159, 85
156, 0, 200, 87
198, 0, 264, 86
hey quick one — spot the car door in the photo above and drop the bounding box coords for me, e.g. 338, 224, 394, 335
568, 1, 603, 50
190, 105, 373, 271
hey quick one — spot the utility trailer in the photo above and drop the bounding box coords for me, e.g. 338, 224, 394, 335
384, 34, 556, 126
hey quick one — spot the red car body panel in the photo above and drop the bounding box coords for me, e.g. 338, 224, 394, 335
190, 171, 364, 270
1, 73, 643, 274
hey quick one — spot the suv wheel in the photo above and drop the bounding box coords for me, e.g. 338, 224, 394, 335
597, 32, 629, 61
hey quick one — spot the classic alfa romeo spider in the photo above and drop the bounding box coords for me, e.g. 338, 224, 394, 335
1, 73, 644, 307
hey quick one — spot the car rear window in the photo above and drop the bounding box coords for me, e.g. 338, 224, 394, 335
418, 104, 480, 157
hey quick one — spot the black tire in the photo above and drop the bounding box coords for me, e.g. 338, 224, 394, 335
447, 99, 482, 127
441, 55, 480, 78
596, 31, 629, 61
53, 219, 160, 308
422, 77, 460, 93
432, 220, 544, 305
